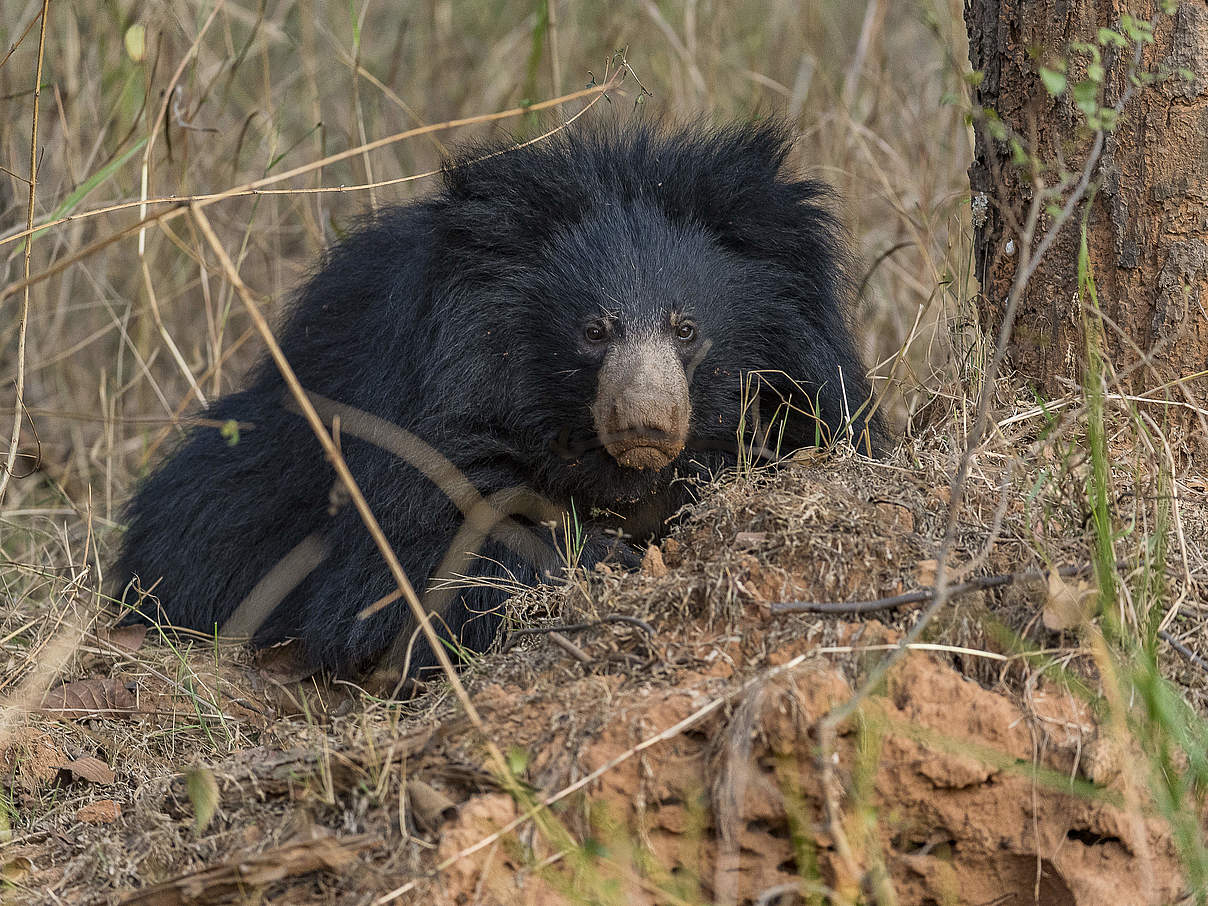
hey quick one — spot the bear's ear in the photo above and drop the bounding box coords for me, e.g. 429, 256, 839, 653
632, 121, 856, 325
647, 120, 846, 274
435, 132, 601, 267
656, 119, 797, 220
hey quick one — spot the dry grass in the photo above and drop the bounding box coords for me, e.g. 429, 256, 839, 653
2, 2, 1207, 904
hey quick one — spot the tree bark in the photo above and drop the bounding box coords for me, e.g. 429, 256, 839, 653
965, 0, 1208, 434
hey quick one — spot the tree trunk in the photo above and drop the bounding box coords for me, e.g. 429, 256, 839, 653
964, 0, 1208, 434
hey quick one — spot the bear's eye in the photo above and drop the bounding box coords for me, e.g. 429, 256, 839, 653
584, 321, 610, 344
676, 322, 697, 343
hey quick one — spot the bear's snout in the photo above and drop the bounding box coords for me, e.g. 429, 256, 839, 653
592, 339, 691, 470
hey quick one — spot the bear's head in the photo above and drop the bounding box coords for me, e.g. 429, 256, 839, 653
426, 121, 879, 507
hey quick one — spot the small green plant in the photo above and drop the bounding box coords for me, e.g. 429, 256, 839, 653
560, 499, 587, 574
1076, 212, 1118, 622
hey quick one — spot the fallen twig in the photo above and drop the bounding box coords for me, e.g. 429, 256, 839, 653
770, 563, 1090, 615
119, 834, 378, 905
506, 614, 655, 640
548, 632, 591, 663
1158, 629, 1208, 674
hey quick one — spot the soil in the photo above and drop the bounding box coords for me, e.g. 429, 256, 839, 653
3, 438, 1206, 905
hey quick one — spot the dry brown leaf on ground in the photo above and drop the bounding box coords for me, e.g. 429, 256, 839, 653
106, 624, 149, 653
40, 676, 138, 719
733, 531, 768, 548
116, 834, 379, 905
57, 755, 115, 785
0, 854, 33, 884
1043, 571, 1096, 631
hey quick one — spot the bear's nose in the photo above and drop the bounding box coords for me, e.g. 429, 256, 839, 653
591, 338, 691, 470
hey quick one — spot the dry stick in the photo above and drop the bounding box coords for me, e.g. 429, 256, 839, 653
349, 62, 448, 156
137, 0, 222, 248
547, 632, 590, 664
0, 7, 45, 71
770, 563, 1090, 615
0, 70, 627, 261
640, 1, 706, 98
1157, 630, 1208, 674
0, 0, 50, 509
506, 614, 655, 639
188, 205, 515, 788
349, 4, 378, 212
841, 0, 885, 110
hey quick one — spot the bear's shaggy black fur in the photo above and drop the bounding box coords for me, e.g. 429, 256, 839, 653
117, 119, 884, 681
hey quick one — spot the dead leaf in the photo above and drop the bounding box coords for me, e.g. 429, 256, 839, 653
1082, 736, 1126, 788
108, 623, 149, 652
77, 799, 122, 824
186, 766, 220, 833
1042, 571, 1096, 631
42, 676, 137, 719
789, 446, 827, 464
58, 755, 115, 785
117, 833, 378, 905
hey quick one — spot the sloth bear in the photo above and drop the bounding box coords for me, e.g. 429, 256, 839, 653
117, 119, 884, 683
